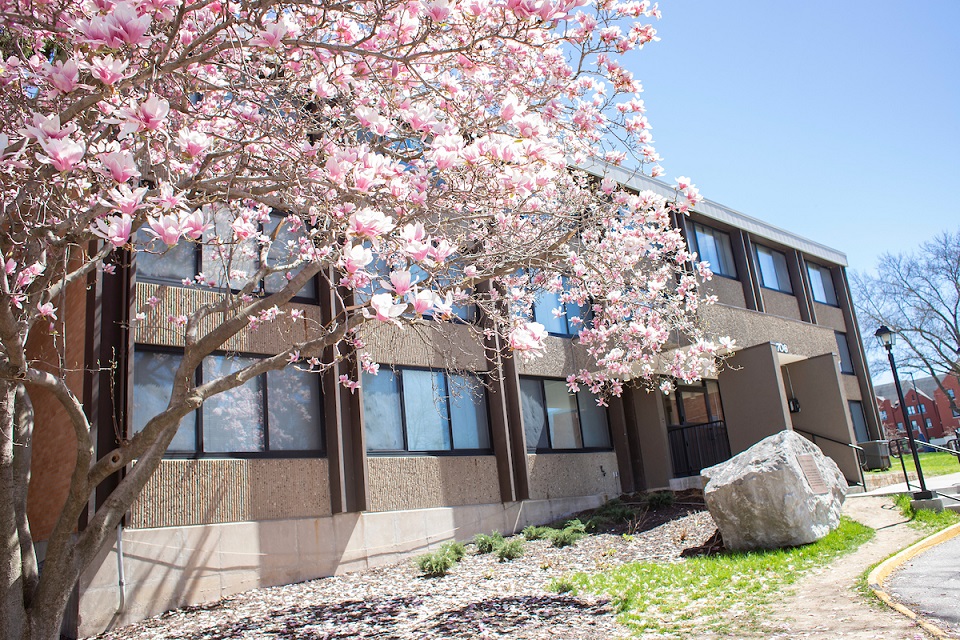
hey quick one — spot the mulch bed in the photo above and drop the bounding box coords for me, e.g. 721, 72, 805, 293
93, 493, 716, 639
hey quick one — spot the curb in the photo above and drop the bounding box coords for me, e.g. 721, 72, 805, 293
868, 521, 960, 639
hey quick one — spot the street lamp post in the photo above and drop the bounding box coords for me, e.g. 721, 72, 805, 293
875, 325, 932, 499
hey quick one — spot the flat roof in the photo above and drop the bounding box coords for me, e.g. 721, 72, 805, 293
578, 159, 848, 267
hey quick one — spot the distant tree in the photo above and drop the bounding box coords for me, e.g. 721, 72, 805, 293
853, 229, 960, 413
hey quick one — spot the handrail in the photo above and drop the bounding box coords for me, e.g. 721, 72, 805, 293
793, 428, 866, 490
888, 437, 960, 503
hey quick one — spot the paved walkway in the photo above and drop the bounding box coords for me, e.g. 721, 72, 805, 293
860, 471, 960, 497
886, 533, 960, 638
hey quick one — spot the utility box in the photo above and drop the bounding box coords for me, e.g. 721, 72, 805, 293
861, 440, 891, 471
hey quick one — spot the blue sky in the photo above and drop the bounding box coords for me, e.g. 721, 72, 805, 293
621, 1, 960, 276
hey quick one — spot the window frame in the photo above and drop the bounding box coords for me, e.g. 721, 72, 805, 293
362, 366, 494, 456
753, 244, 793, 294
134, 213, 320, 304
689, 222, 738, 280
530, 274, 591, 338
835, 332, 855, 375
131, 344, 326, 459
806, 261, 839, 307
519, 375, 613, 453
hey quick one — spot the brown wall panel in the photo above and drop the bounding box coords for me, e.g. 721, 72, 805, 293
526, 452, 621, 500
129, 458, 331, 528
760, 289, 802, 321
702, 276, 746, 308
366, 456, 501, 511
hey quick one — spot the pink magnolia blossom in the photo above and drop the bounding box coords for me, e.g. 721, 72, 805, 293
102, 185, 148, 216
250, 21, 287, 48
97, 150, 139, 183
348, 208, 395, 239
36, 137, 84, 172
92, 214, 133, 248
343, 245, 373, 274
105, 2, 153, 47
90, 55, 130, 85
364, 293, 407, 324
385, 270, 413, 296
147, 214, 183, 246
409, 289, 435, 315
181, 210, 210, 241
231, 216, 257, 241
37, 302, 57, 320
46, 58, 82, 94
117, 95, 169, 138
509, 322, 547, 359
177, 130, 210, 157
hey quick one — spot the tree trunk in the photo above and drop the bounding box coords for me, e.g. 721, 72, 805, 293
0, 380, 27, 640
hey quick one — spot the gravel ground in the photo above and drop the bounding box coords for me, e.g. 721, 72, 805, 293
92, 500, 716, 640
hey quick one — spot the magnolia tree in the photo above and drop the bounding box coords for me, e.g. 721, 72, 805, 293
0, 0, 727, 637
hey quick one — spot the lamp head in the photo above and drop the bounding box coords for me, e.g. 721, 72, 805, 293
875, 325, 896, 348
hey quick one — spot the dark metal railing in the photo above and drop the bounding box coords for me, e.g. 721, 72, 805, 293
889, 437, 960, 503
668, 420, 732, 478
793, 427, 866, 490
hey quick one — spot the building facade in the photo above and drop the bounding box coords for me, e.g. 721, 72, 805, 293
29, 166, 882, 636
875, 374, 960, 440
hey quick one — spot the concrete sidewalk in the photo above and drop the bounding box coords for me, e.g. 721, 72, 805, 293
855, 471, 960, 498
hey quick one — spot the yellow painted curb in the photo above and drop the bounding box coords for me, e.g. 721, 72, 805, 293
868, 521, 960, 640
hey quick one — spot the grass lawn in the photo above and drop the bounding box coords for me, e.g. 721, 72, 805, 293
556, 517, 874, 638
868, 451, 960, 478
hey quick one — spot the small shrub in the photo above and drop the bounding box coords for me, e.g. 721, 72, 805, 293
522, 525, 553, 541
440, 541, 467, 561
496, 538, 525, 561
592, 499, 635, 523
473, 531, 504, 554
415, 551, 454, 578
645, 491, 675, 510
550, 526, 585, 548
549, 576, 577, 594
564, 518, 587, 533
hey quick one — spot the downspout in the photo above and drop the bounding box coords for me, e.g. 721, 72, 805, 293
116, 524, 126, 613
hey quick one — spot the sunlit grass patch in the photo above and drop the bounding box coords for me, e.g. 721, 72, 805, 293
892, 493, 960, 530
867, 451, 960, 477
556, 517, 874, 638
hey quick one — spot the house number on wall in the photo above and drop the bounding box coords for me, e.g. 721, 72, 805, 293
773, 342, 789, 354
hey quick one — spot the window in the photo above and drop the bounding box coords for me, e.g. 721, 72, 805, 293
361, 368, 491, 453
531, 275, 589, 337
806, 262, 838, 306
907, 405, 917, 415
662, 379, 725, 427
688, 223, 737, 279
897, 422, 904, 431
835, 332, 854, 374
953, 408, 960, 418
848, 401, 869, 443
754, 245, 792, 293
926, 418, 933, 428
135, 213, 317, 300
880, 410, 888, 420
948, 389, 956, 399
132, 348, 324, 455
911, 420, 918, 429
519, 377, 611, 451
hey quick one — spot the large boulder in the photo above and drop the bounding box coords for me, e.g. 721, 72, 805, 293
701, 430, 847, 551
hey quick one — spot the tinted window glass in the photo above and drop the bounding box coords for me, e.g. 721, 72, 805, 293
267, 366, 323, 450
520, 378, 549, 451
848, 401, 869, 443
835, 332, 854, 374
807, 263, 838, 305
450, 374, 491, 449
263, 216, 317, 298
202, 355, 264, 452
755, 245, 792, 293
692, 223, 737, 278
132, 350, 196, 451
578, 390, 611, 448
545, 380, 582, 448
403, 370, 451, 451
135, 228, 198, 283
362, 370, 405, 450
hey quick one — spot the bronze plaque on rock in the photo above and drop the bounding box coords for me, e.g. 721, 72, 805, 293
797, 453, 829, 495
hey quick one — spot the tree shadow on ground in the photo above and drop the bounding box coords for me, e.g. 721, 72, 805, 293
425, 594, 612, 637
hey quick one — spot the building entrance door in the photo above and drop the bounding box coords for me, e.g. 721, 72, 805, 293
663, 380, 732, 477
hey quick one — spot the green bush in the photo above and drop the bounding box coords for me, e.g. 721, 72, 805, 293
473, 531, 504, 554
440, 541, 467, 561
550, 527, 585, 548
549, 576, 577, 595
645, 491, 675, 510
495, 538, 525, 561
592, 499, 635, 523
522, 525, 554, 541
564, 518, 588, 533
415, 550, 454, 577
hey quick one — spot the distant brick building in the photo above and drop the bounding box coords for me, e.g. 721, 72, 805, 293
875, 374, 960, 441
